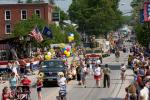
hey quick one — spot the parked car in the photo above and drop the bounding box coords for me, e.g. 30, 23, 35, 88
38, 59, 67, 86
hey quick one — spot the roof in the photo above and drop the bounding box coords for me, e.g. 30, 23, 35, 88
0, 3, 53, 7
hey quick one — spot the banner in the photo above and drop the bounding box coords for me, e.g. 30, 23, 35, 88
144, 2, 150, 22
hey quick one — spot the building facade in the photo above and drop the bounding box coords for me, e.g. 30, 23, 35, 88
0, 3, 53, 40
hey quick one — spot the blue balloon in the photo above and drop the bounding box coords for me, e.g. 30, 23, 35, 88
62, 48, 66, 51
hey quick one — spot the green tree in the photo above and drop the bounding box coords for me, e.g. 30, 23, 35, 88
13, 14, 46, 37
131, 0, 150, 48
68, 0, 123, 36
135, 24, 150, 47
26, 0, 32, 3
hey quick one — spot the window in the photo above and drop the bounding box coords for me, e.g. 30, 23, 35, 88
21, 10, 27, 20
5, 24, 11, 34
5, 10, 11, 20
35, 9, 41, 17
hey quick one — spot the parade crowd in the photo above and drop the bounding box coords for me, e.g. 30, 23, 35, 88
125, 44, 150, 100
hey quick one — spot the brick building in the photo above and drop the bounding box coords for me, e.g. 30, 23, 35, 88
0, 3, 53, 40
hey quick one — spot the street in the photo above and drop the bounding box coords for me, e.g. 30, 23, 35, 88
0, 51, 133, 100
28, 52, 133, 100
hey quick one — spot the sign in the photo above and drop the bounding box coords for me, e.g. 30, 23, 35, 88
144, 2, 150, 22
52, 12, 60, 21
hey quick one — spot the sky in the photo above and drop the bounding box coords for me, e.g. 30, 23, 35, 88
0, 0, 132, 15
119, 0, 133, 16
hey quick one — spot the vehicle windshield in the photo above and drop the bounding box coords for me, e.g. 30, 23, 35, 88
40, 61, 65, 68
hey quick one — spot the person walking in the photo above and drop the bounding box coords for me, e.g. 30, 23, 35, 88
76, 64, 82, 85
57, 72, 67, 100
115, 49, 120, 62
81, 65, 88, 88
37, 77, 43, 100
93, 64, 102, 88
103, 64, 111, 88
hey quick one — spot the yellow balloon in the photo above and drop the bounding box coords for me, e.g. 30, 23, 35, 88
45, 55, 51, 60
66, 52, 70, 57
64, 50, 68, 55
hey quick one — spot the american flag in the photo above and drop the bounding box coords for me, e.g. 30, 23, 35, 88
30, 27, 43, 42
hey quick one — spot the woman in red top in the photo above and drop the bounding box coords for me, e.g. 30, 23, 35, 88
2, 86, 12, 100
21, 75, 31, 86
37, 78, 43, 100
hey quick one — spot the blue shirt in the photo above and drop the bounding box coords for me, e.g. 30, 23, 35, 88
9, 77, 17, 86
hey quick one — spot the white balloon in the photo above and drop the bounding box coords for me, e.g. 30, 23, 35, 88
70, 34, 74, 37
47, 52, 52, 56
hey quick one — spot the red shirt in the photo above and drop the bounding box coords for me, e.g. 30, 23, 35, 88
21, 78, 31, 86
2, 93, 11, 100
37, 81, 43, 88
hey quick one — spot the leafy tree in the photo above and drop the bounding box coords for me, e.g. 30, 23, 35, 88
48, 0, 55, 4
26, 0, 32, 3
68, 0, 123, 37
13, 14, 46, 37
131, 0, 150, 48
135, 23, 150, 47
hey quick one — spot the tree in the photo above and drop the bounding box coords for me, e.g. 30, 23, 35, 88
48, 0, 55, 4
13, 15, 46, 37
68, 0, 123, 37
131, 0, 150, 48
26, 0, 32, 3
135, 23, 150, 47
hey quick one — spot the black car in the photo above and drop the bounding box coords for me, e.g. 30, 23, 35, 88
39, 59, 67, 86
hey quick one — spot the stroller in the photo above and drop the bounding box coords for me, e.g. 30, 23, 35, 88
15, 86, 31, 100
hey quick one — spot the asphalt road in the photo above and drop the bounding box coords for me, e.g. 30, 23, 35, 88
29, 51, 133, 100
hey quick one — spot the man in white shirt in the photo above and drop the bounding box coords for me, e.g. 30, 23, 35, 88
139, 83, 149, 100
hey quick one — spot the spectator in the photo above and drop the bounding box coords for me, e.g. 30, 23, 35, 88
93, 64, 102, 88
12, 61, 19, 77
103, 64, 111, 88
139, 82, 149, 100
9, 72, 18, 91
21, 75, 31, 86
37, 78, 43, 100
2, 86, 13, 100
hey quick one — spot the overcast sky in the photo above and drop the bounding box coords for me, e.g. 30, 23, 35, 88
0, 0, 132, 15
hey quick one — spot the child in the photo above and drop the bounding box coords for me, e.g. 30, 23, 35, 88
37, 77, 43, 100
2, 86, 12, 100
57, 72, 67, 100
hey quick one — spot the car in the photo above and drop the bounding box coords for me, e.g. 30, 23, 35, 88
38, 59, 67, 86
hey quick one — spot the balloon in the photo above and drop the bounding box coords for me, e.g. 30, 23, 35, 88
70, 34, 74, 37
64, 50, 68, 55
68, 36, 74, 42
47, 52, 51, 56
66, 47, 70, 52
45, 55, 51, 60
66, 51, 70, 57
63, 48, 66, 51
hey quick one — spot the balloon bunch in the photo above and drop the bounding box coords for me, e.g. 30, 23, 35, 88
62, 47, 71, 57
68, 33, 74, 42
44, 52, 52, 60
